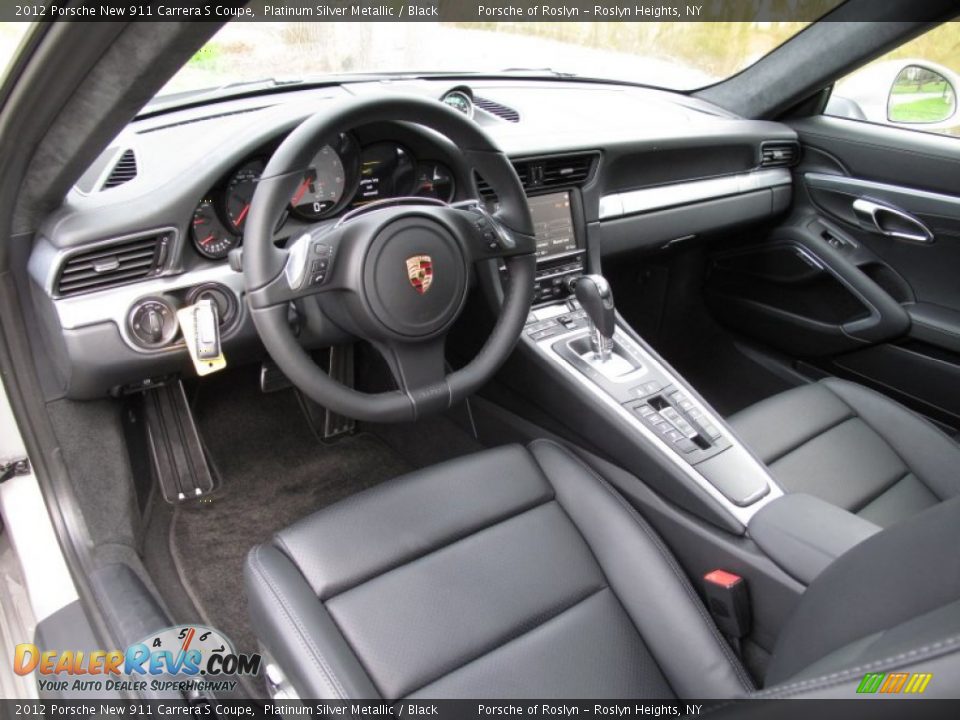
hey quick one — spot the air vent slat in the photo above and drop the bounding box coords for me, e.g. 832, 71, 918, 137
473, 96, 520, 123
61, 245, 158, 269
58, 268, 160, 293
55, 233, 169, 297
476, 152, 598, 202
59, 257, 157, 282
759, 141, 800, 168
101, 149, 138, 189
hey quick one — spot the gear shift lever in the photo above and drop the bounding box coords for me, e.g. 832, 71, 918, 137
573, 275, 615, 361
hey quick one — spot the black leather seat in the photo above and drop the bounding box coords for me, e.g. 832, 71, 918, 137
729, 378, 960, 527
246, 439, 960, 699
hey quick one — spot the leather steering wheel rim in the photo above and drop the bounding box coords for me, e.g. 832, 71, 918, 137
243, 95, 536, 423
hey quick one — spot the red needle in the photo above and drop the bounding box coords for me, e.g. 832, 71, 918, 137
292, 178, 311, 205
201, 234, 215, 245
234, 203, 250, 226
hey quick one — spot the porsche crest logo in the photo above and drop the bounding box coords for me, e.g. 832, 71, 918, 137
405, 255, 434, 295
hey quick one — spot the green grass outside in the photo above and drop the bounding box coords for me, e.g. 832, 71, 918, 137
187, 42, 224, 71
890, 95, 955, 122
891, 79, 950, 94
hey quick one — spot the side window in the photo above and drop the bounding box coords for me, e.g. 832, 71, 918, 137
825, 21, 959, 138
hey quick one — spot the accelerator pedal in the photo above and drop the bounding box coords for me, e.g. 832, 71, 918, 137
296, 344, 357, 442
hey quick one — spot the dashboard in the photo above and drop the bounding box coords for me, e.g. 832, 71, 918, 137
26, 78, 799, 399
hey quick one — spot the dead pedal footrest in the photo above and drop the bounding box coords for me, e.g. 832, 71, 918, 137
138, 380, 214, 503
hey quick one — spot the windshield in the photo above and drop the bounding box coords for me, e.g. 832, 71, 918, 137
157, 21, 818, 98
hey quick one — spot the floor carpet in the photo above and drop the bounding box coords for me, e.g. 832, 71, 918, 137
169, 373, 413, 659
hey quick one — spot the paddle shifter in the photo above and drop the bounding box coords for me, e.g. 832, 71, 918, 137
573, 275, 616, 361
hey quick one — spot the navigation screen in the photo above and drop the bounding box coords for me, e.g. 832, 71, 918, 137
527, 191, 577, 260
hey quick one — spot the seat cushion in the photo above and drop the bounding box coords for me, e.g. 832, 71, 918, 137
729, 378, 960, 527
245, 441, 753, 700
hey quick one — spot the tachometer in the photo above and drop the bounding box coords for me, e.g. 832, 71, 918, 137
191, 198, 239, 259
412, 162, 455, 202
225, 159, 265, 234
289, 145, 347, 221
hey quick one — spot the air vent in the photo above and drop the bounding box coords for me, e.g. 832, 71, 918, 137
759, 141, 800, 168
476, 152, 598, 201
56, 232, 171, 297
101, 150, 138, 189
539, 154, 594, 188
474, 96, 520, 122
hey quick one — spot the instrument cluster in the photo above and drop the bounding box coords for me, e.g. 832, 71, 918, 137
190, 134, 456, 259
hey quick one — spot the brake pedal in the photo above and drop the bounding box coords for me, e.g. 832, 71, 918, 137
260, 358, 292, 393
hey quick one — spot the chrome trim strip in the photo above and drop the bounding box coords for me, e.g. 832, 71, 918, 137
805, 172, 960, 216
53, 262, 245, 354
529, 323, 783, 526
599, 168, 792, 220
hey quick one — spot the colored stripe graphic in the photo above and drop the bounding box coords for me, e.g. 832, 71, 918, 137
857, 673, 885, 693
857, 671, 931, 694
904, 673, 933, 694
880, 672, 909, 693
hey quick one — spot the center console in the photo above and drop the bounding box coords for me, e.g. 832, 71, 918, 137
497, 185, 784, 530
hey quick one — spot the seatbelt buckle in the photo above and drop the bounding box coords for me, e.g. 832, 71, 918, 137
703, 569, 751, 638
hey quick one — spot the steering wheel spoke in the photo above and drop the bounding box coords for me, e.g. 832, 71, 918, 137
447, 201, 537, 263
376, 338, 451, 414
246, 224, 343, 309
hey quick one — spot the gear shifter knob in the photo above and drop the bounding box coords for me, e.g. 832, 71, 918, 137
573, 275, 616, 359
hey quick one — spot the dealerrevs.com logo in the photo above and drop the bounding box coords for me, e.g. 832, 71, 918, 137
13, 625, 261, 694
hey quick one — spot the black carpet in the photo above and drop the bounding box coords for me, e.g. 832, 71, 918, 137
169, 372, 413, 659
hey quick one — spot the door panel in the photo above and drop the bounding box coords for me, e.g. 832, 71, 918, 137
705, 115, 960, 428
802, 170, 960, 313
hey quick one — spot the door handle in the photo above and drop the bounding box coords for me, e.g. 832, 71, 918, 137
852, 198, 934, 244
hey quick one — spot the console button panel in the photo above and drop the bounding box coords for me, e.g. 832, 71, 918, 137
534, 314, 732, 467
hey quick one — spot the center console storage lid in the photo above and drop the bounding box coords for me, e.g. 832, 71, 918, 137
748, 493, 881, 585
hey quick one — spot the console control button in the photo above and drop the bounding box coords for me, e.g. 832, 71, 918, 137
631, 381, 662, 398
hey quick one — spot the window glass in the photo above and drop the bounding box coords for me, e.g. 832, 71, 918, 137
826, 22, 960, 138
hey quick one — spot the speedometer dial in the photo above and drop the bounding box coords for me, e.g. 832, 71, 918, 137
289, 145, 346, 221
225, 159, 265, 234
192, 198, 239, 260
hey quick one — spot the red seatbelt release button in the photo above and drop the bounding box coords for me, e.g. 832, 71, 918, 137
703, 569, 751, 638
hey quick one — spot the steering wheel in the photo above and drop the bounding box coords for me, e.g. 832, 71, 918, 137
243, 96, 536, 422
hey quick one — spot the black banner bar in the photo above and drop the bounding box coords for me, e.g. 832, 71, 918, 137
2, 0, 957, 24
3, 699, 960, 719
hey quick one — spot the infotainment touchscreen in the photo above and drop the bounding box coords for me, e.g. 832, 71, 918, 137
527, 191, 577, 260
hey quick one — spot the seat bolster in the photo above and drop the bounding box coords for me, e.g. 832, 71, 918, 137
244, 544, 380, 699
822, 378, 960, 502
527, 439, 754, 698
727, 382, 852, 463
